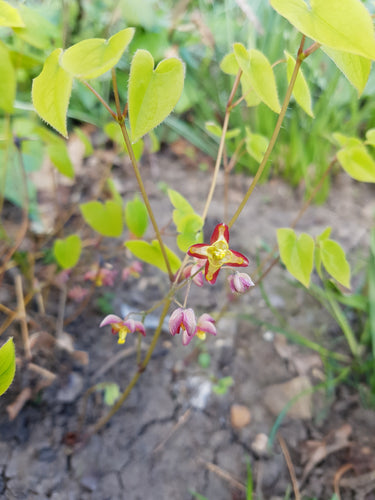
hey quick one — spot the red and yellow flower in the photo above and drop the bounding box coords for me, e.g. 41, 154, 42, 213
187, 223, 249, 284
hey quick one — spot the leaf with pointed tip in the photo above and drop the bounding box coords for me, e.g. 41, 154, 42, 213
32, 49, 72, 138
285, 51, 313, 117
54, 235, 82, 269
233, 44, 280, 113
0, 0, 24, 27
80, 200, 123, 237
125, 240, 181, 274
0, 338, 16, 397
245, 127, 269, 163
220, 53, 239, 75
0, 41, 15, 113
271, 0, 375, 60
60, 28, 134, 79
322, 46, 371, 96
320, 239, 351, 288
337, 145, 375, 183
277, 228, 314, 288
128, 50, 185, 142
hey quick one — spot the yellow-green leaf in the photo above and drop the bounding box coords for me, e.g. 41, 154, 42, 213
0, 41, 15, 113
322, 46, 371, 96
13, 5, 59, 50
125, 240, 181, 274
271, 0, 375, 60
332, 132, 362, 148
104, 122, 144, 160
0, 338, 16, 397
233, 44, 280, 113
365, 129, 375, 147
54, 235, 82, 269
277, 228, 315, 288
32, 48, 73, 138
337, 145, 375, 183
320, 239, 351, 288
245, 127, 269, 163
128, 50, 185, 142
124, 195, 149, 238
60, 28, 135, 79
80, 200, 123, 237
0, 0, 24, 27
285, 51, 313, 117
220, 53, 239, 75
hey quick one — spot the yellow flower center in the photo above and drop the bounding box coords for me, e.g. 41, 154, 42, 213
196, 330, 206, 341
207, 240, 228, 265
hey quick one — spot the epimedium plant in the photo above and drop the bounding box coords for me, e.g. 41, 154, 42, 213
1, 0, 375, 445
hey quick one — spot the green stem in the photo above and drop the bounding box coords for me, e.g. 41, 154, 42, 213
81, 80, 117, 119
88, 297, 172, 436
111, 70, 174, 281
201, 69, 242, 224
228, 39, 305, 229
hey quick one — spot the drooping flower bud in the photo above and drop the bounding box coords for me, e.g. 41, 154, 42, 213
228, 272, 254, 294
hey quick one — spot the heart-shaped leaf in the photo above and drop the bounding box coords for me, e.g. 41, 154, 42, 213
128, 49, 185, 142
277, 228, 315, 288
80, 200, 123, 237
271, 0, 375, 60
32, 48, 72, 138
60, 28, 135, 79
245, 127, 269, 163
125, 240, 181, 274
54, 234, 82, 269
0, 338, 16, 396
233, 44, 280, 113
337, 145, 375, 183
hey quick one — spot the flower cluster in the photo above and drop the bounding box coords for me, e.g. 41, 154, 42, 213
100, 314, 146, 344
84, 264, 117, 287
169, 308, 216, 346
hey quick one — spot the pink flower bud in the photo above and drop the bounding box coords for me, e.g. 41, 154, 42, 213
228, 272, 254, 294
169, 308, 197, 340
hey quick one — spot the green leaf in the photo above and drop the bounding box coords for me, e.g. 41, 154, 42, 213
124, 195, 149, 237
32, 48, 73, 138
316, 226, 332, 243
80, 200, 123, 237
315, 227, 332, 279
233, 44, 281, 113
205, 122, 240, 140
74, 127, 93, 156
322, 47, 371, 96
365, 129, 375, 147
332, 132, 362, 148
168, 189, 194, 217
245, 127, 269, 163
176, 213, 203, 252
35, 126, 74, 178
220, 53, 239, 75
13, 5, 59, 50
125, 240, 181, 274
128, 50, 185, 142
60, 28, 134, 79
104, 122, 144, 160
277, 228, 315, 288
270, 0, 375, 60
0, 0, 24, 27
320, 239, 351, 288
53, 234, 82, 269
106, 178, 122, 206
0, 41, 15, 113
285, 51, 313, 117
337, 145, 375, 183
0, 338, 16, 397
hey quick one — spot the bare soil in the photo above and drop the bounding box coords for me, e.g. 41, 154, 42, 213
1, 146, 375, 500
